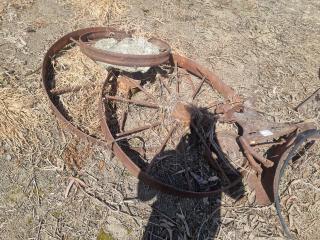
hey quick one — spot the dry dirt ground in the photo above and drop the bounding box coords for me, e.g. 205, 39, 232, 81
0, 0, 320, 239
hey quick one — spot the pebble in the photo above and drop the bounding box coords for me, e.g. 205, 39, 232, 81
5, 154, 12, 161
3, 142, 10, 150
203, 197, 209, 205
26, 26, 36, 33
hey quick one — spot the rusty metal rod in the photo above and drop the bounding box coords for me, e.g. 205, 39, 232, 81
174, 61, 180, 94
240, 137, 274, 168
119, 92, 130, 132
204, 102, 219, 110
119, 111, 127, 132
116, 122, 161, 138
50, 85, 87, 95
176, 78, 180, 94
192, 76, 206, 100
105, 95, 159, 109
126, 77, 158, 102
147, 124, 177, 171
294, 88, 320, 111
239, 137, 263, 173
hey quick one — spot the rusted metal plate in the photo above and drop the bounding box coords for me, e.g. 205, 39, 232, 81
247, 172, 272, 206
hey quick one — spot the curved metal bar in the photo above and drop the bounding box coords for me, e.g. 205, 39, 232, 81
42, 27, 111, 147
172, 53, 239, 102
78, 30, 171, 67
239, 137, 263, 173
240, 137, 274, 168
273, 129, 320, 238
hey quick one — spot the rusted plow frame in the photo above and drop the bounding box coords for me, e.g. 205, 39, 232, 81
42, 27, 319, 238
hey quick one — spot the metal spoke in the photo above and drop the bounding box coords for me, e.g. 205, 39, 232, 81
174, 61, 180, 94
192, 76, 206, 100
239, 137, 263, 173
147, 124, 177, 171
119, 111, 127, 132
176, 78, 180, 94
125, 76, 158, 102
203, 102, 219, 110
50, 85, 88, 95
116, 122, 162, 138
105, 95, 159, 109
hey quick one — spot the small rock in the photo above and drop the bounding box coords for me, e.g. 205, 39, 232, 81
106, 216, 128, 240
208, 176, 219, 182
203, 197, 209, 205
248, 232, 255, 240
26, 26, 36, 33
3, 142, 10, 150
5, 154, 12, 161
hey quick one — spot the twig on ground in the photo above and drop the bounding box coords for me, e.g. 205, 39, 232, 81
36, 219, 44, 240
197, 207, 220, 240
33, 177, 41, 205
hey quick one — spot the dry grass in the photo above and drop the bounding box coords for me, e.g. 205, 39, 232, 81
0, 2, 4, 18
8, 0, 34, 9
67, 0, 126, 22
278, 142, 320, 239
53, 45, 107, 137
0, 0, 34, 18
0, 87, 39, 148
53, 46, 107, 88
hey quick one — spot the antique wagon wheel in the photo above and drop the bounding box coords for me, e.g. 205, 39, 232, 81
97, 54, 245, 196
42, 27, 243, 197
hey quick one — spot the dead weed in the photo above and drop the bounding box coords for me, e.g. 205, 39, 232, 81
0, 87, 39, 148
66, 0, 126, 22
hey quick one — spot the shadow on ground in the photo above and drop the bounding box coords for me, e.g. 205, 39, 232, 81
136, 132, 244, 239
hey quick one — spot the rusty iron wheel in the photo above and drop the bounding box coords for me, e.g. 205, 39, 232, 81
98, 57, 245, 197
42, 27, 244, 198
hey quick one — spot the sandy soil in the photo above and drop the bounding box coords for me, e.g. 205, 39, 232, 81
0, 0, 319, 239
